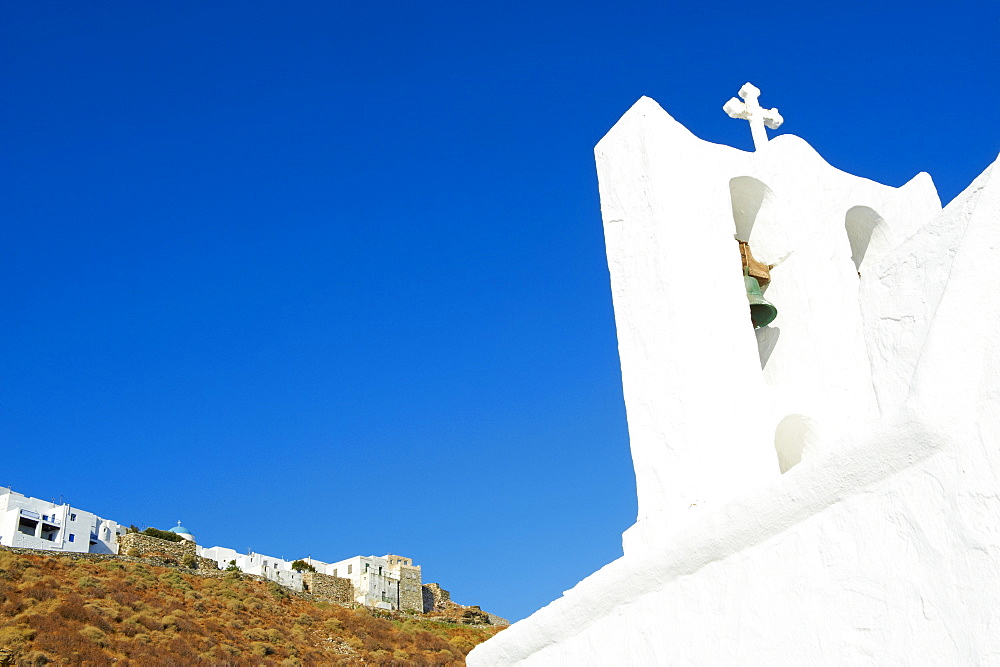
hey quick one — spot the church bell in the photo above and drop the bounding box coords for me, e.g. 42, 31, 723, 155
739, 240, 777, 328
744, 275, 778, 328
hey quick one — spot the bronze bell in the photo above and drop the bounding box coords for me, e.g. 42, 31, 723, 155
739, 241, 777, 328
745, 274, 777, 328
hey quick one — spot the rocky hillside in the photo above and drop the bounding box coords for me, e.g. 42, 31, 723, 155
0, 549, 503, 665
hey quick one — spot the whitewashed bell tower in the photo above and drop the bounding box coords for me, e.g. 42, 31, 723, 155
471, 89, 1000, 665
597, 89, 940, 554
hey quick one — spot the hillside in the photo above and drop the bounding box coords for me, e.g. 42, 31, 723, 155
0, 549, 503, 665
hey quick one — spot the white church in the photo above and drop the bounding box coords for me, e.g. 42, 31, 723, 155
469, 86, 1000, 664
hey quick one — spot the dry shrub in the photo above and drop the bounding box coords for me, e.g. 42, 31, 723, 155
449, 634, 476, 654
87, 607, 123, 626
217, 643, 240, 656
120, 619, 141, 637
20, 649, 54, 665
0, 599, 24, 617
55, 597, 91, 624
368, 649, 392, 662
0, 623, 35, 649
19, 585, 54, 602
77, 625, 108, 647
249, 641, 275, 656
166, 635, 200, 661
157, 571, 188, 590
30, 619, 109, 663
110, 587, 139, 607
134, 613, 163, 631
242, 628, 268, 642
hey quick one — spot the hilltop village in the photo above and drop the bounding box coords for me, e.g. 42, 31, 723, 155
0, 486, 506, 626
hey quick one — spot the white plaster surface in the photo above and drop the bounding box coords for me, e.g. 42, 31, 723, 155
0, 487, 124, 555
723, 82, 783, 151
198, 545, 304, 591
468, 96, 999, 664
319, 554, 404, 609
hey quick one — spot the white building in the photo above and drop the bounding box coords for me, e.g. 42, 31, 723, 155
198, 545, 304, 592
0, 487, 123, 555
470, 89, 1000, 664
308, 554, 422, 610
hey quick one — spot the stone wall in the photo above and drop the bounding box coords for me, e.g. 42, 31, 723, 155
486, 612, 510, 627
302, 571, 354, 603
117, 533, 217, 570
398, 563, 423, 612
420, 582, 507, 626
422, 582, 450, 612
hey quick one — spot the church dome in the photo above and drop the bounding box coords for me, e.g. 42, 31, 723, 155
169, 522, 195, 542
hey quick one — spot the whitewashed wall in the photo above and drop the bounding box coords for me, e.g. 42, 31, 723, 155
0, 488, 123, 554
469, 97, 998, 664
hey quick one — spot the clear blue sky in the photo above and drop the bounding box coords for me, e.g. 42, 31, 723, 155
2, 1, 997, 622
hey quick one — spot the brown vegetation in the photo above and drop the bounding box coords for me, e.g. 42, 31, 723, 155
0, 550, 502, 665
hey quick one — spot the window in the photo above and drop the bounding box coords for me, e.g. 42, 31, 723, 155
69, 534, 75, 543
17, 518, 37, 536
42, 515, 48, 521
333, 569, 338, 577
347, 565, 352, 574
70, 513, 76, 521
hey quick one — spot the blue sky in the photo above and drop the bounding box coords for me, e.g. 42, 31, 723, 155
2, 1, 997, 622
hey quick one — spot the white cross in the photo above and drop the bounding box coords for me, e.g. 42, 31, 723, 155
723, 83, 783, 151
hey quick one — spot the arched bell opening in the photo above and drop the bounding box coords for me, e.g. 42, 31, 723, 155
774, 414, 822, 474
845, 206, 892, 274
730, 176, 778, 243
731, 177, 781, 330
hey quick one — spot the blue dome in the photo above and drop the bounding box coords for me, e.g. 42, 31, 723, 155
169, 523, 192, 536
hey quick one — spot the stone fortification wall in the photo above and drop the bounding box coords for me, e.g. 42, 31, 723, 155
398, 564, 423, 612
302, 571, 353, 603
117, 533, 217, 570
0, 544, 220, 573
421, 583, 507, 625
422, 582, 450, 612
